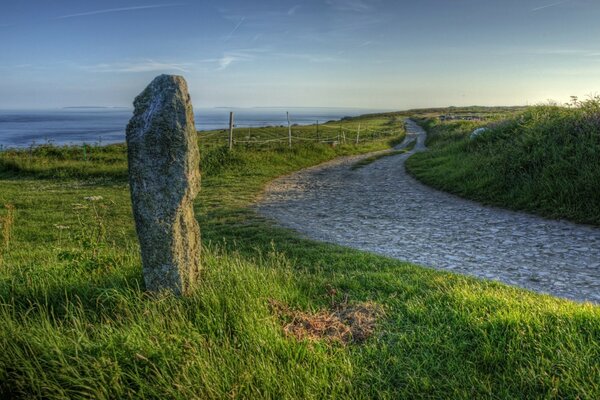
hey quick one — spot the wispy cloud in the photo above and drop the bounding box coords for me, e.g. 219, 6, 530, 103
274, 52, 343, 63
530, 0, 572, 12
327, 0, 373, 12
217, 56, 237, 70
426, 46, 600, 63
533, 48, 600, 57
54, 3, 184, 20
216, 49, 264, 70
0, 63, 34, 69
537, 66, 600, 76
491, 46, 600, 57
287, 5, 301, 16
82, 60, 191, 73
224, 16, 245, 41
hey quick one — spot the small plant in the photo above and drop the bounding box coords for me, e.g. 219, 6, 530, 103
58, 197, 112, 272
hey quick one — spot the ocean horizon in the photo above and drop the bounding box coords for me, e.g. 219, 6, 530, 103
0, 107, 390, 148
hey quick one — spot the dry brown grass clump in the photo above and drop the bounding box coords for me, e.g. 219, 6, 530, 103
269, 298, 383, 345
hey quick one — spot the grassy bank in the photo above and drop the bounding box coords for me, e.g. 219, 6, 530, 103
406, 101, 600, 225
0, 114, 599, 399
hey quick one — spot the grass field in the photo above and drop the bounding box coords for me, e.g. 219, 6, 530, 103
199, 114, 404, 150
406, 100, 600, 225
0, 113, 599, 399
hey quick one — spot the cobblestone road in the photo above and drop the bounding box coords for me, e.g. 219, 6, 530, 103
257, 120, 600, 303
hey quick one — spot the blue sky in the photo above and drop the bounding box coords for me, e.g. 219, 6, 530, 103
1, 0, 599, 109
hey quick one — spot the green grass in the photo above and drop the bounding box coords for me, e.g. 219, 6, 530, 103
199, 114, 403, 150
406, 101, 600, 225
0, 113, 599, 399
0, 143, 129, 180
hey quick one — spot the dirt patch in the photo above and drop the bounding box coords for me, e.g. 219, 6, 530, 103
269, 298, 383, 344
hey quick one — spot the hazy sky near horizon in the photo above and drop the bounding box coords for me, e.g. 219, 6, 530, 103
1, 0, 600, 109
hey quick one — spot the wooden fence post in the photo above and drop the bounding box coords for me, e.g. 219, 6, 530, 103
228, 112, 234, 150
287, 111, 292, 148
356, 123, 361, 144
316, 120, 320, 141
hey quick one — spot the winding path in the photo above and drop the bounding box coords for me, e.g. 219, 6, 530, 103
257, 120, 600, 303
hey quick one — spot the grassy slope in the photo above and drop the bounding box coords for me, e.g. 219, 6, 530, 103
0, 115, 599, 399
406, 102, 600, 225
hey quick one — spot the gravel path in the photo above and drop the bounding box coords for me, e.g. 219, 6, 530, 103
257, 120, 600, 303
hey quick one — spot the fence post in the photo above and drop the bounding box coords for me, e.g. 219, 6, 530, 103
287, 111, 292, 148
228, 112, 234, 150
316, 120, 320, 141
356, 123, 361, 144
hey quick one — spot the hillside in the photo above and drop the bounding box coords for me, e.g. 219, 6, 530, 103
406, 100, 600, 225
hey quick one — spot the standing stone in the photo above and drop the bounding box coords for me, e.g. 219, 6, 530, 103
126, 75, 201, 295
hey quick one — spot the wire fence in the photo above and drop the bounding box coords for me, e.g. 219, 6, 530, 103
199, 112, 404, 150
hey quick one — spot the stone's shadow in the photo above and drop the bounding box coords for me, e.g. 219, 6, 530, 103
1, 267, 144, 322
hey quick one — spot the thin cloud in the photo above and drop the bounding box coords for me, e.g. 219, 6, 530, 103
275, 52, 343, 63
327, 0, 372, 12
288, 5, 301, 15
530, 0, 572, 12
326, 15, 382, 34
82, 60, 191, 73
224, 17, 245, 41
54, 3, 184, 20
535, 49, 600, 57
491, 46, 600, 57
217, 56, 237, 70
216, 50, 260, 70
0, 63, 33, 69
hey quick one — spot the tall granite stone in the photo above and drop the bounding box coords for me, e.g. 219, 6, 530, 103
126, 75, 201, 295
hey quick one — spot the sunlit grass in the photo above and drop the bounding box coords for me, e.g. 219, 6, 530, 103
0, 111, 598, 399
406, 100, 600, 225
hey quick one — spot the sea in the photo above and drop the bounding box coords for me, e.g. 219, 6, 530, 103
0, 107, 385, 148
